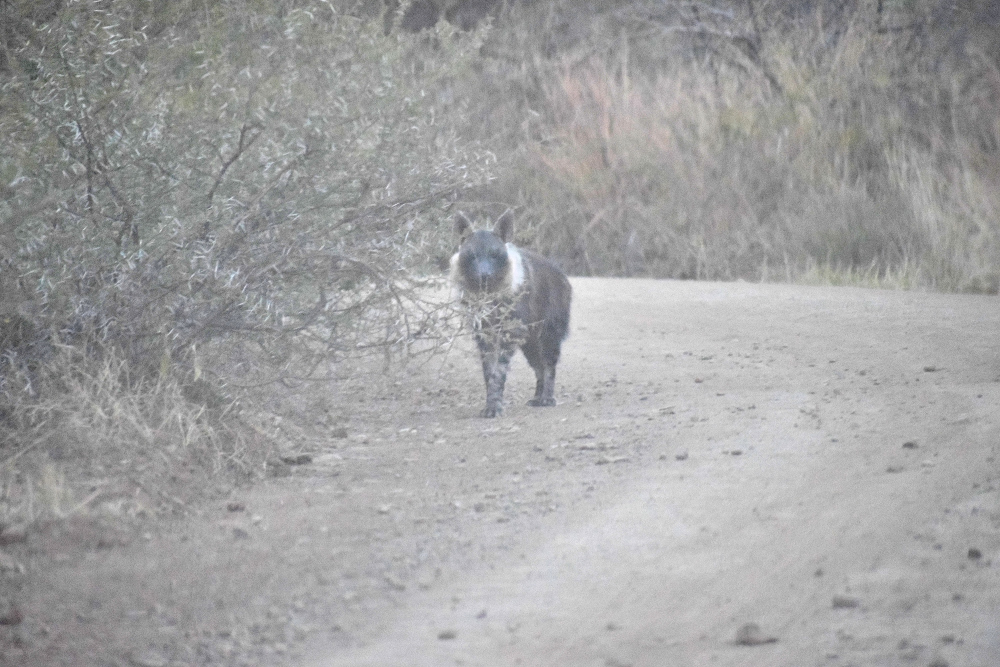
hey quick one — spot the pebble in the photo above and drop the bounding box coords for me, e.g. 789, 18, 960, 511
128, 650, 168, 667
0, 551, 24, 574
0, 525, 27, 546
0, 600, 22, 626
733, 622, 777, 646
832, 595, 860, 609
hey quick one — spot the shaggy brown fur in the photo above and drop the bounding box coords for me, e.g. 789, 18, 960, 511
450, 211, 572, 417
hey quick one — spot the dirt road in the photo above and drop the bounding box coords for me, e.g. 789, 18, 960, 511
7, 279, 1000, 667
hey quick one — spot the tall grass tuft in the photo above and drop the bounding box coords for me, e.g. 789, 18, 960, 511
0, 345, 270, 526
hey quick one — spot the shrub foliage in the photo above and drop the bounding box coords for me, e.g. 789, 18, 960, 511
1, 0, 490, 383
0, 0, 491, 513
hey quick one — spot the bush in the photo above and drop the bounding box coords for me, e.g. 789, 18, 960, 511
0, 0, 492, 519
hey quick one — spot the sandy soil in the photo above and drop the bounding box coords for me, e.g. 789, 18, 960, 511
3, 278, 999, 667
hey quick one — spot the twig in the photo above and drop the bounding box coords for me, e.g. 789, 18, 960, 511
207, 122, 264, 205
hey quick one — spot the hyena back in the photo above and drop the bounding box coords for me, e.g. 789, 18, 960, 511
450, 211, 572, 418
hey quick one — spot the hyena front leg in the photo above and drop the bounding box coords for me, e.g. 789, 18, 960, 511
476, 335, 516, 418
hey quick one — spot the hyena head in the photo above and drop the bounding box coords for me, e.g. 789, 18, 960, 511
453, 211, 517, 294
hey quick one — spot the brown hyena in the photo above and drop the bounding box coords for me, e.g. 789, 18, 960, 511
449, 211, 572, 418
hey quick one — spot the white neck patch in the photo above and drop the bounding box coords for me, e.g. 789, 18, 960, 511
506, 243, 526, 292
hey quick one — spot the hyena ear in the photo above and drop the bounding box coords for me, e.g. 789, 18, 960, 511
493, 209, 514, 244
454, 212, 473, 243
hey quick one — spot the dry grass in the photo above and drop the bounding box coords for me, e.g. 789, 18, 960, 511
0, 1, 485, 531
0, 345, 273, 529
456, 1, 1000, 293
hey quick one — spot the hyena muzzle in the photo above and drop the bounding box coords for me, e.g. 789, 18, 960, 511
450, 210, 572, 418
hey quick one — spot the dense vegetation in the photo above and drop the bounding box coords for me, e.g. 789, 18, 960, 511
1, 0, 998, 523
476, 1, 1000, 289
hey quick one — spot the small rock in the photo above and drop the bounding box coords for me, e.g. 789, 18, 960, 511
280, 454, 312, 465
128, 650, 168, 667
232, 527, 250, 540
832, 595, 860, 609
0, 551, 24, 574
733, 622, 777, 646
927, 658, 949, 667
675, 450, 689, 461
730, 449, 743, 456
226, 502, 245, 512
0, 602, 22, 626
331, 426, 349, 439
437, 629, 457, 640
902, 441, 919, 449
968, 548, 982, 560
476, 609, 487, 619
923, 365, 939, 372
0, 525, 27, 546
886, 465, 905, 473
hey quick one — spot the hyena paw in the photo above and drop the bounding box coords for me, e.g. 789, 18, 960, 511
527, 397, 556, 407
479, 405, 504, 418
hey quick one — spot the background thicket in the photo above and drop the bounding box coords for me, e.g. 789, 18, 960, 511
465, 0, 1000, 290
1, 0, 998, 523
